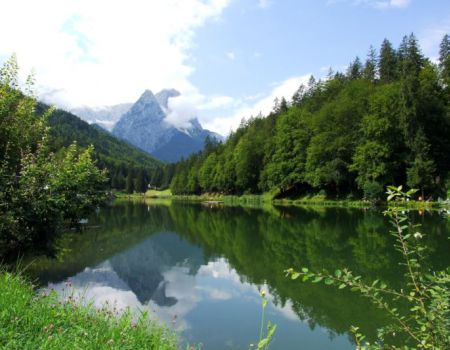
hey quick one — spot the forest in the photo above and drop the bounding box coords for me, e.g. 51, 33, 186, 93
170, 34, 450, 200
39, 104, 175, 193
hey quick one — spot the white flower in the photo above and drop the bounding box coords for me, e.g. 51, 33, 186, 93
413, 232, 422, 239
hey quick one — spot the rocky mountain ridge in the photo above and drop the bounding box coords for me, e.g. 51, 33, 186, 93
112, 89, 222, 162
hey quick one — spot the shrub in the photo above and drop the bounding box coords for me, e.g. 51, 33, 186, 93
0, 55, 107, 256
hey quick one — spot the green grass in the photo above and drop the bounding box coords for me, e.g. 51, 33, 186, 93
115, 189, 450, 210
0, 271, 178, 350
144, 189, 172, 198
113, 189, 172, 199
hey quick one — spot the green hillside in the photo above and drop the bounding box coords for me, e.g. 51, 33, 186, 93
170, 34, 450, 201
37, 104, 173, 191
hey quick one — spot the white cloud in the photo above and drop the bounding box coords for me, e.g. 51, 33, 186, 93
202, 74, 311, 136
257, 0, 271, 9
0, 0, 230, 108
47, 256, 303, 341
199, 95, 235, 110
374, 0, 411, 9
419, 18, 450, 62
328, 0, 412, 9
226, 51, 236, 60
166, 95, 199, 129
165, 92, 235, 130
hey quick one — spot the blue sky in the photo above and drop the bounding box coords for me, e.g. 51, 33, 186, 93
186, 0, 450, 133
192, 0, 449, 96
0, 0, 449, 135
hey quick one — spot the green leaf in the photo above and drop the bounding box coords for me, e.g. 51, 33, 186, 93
267, 323, 277, 338
290, 272, 300, 280
324, 278, 334, 285
312, 276, 323, 283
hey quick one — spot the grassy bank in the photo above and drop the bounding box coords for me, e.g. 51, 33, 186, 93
114, 189, 450, 209
0, 272, 177, 350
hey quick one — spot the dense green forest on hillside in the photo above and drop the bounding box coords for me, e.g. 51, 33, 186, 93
171, 34, 450, 200
38, 105, 175, 192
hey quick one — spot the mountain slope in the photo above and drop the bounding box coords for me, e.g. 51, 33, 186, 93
112, 89, 222, 162
35, 103, 170, 190
45, 105, 162, 169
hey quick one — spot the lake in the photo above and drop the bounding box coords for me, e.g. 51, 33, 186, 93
25, 200, 450, 349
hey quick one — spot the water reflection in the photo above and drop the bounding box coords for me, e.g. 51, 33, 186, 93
27, 201, 450, 349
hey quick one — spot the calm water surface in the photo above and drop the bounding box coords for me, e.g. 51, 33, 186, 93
26, 201, 450, 349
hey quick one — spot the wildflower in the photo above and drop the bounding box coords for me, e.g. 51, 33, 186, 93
413, 232, 423, 239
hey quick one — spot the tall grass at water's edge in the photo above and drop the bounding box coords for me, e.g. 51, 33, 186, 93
0, 271, 178, 350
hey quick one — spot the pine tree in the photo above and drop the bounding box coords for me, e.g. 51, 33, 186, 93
397, 35, 409, 77
405, 33, 424, 77
272, 97, 280, 114
279, 97, 288, 114
399, 34, 425, 148
292, 84, 305, 106
363, 45, 378, 82
347, 57, 363, 80
126, 170, 134, 194
307, 75, 316, 89
407, 128, 436, 199
439, 34, 450, 88
326, 67, 335, 80
379, 39, 397, 83
134, 169, 147, 193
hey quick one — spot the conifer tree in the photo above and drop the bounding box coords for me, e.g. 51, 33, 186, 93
292, 84, 305, 106
279, 97, 288, 114
347, 57, 363, 79
379, 39, 397, 83
363, 45, 378, 82
439, 34, 450, 88
126, 170, 134, 194
397, 34, 425, 150
307, 75, 316, 89
134, 169, 147, 193
407, 128, 436, 199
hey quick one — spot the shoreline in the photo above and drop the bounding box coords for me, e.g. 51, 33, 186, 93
114, 190, 449, 210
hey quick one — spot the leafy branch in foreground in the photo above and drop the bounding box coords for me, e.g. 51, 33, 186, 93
286, 185, 450, 349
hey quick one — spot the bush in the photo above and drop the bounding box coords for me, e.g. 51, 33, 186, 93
362, 181, 384, 201
0, 55, 108, 256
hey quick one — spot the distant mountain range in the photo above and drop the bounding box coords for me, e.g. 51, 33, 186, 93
72, 89, 222, 163
112, 89, 222, 162
72, 103, 132, 131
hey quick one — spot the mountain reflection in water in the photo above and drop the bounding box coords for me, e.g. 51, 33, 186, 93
27, 201, 450, 350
